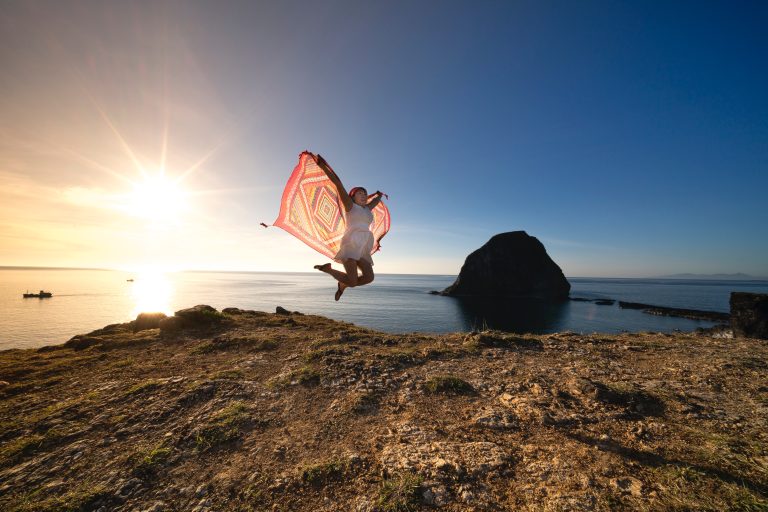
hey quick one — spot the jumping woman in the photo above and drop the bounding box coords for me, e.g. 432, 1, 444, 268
312, 154, 385, 301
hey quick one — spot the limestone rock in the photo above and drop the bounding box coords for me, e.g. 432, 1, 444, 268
441, 231, 570, 299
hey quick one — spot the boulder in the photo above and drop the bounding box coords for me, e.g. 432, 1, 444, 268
730, 292, 768, 339
175, 305, 222, 323
132, 312, 167, 332
159, 305, 224, 334
441, 231, 570, 299
64, 335, 102, 351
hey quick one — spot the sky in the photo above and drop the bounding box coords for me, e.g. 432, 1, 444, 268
0, 0, 766, 277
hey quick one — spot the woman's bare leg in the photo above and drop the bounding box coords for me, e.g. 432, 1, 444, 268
315, 260, 368, 300
334, 259, 360, 300
317, 260, 359, 287
356, 259, 374, 286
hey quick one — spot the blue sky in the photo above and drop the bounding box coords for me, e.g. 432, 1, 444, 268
0, 1, 766, 276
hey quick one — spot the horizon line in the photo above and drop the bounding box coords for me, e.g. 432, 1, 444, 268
1, 265, 766, 281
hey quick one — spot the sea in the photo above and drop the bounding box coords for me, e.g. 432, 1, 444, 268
2, 268, 768, 350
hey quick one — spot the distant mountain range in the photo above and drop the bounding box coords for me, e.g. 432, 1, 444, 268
657, 273, 768, 281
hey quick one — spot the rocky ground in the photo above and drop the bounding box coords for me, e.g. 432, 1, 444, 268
0, 305, 766, 511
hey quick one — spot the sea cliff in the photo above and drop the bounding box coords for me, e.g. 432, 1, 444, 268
1, 307, 766, 511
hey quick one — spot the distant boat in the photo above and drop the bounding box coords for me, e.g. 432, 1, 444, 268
126, 278, 134, 282
23, 290, 53, 298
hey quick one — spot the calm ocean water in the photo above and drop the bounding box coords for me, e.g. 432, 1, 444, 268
2, 269, 767, 350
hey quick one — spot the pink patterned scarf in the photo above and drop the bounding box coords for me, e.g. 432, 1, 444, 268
268, 151, 391, 259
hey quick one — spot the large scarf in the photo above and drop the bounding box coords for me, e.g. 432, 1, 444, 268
271, 151, 391, 259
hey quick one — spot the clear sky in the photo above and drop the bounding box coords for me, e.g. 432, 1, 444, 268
1, 0, 766, 277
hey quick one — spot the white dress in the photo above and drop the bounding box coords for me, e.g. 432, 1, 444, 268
334, 203, 375, 265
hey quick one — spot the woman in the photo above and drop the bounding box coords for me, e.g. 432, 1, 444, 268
313, 154, 385, 301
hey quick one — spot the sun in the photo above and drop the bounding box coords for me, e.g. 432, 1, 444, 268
126, 173, 187, 223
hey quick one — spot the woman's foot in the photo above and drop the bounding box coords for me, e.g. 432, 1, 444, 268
335, 282, 346, 301
313, 263, 331, 273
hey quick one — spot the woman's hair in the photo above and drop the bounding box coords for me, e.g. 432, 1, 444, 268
349, 187, 367, 198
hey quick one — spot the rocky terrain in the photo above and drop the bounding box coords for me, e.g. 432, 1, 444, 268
0, 305, 766, 511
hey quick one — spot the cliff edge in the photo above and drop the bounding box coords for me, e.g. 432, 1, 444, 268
0, 306, 766, 511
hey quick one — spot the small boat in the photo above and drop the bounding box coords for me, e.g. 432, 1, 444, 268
126, 278, 134, 282
23, 290, 53, 298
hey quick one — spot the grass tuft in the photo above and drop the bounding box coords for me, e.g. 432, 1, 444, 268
131, 442, 172, 477
268, 366, 321, 388
377, 473, 423, 512
214, 369, 244, 380
124, 379, 162, 396
300, 459, 348, 486
423, 375, 474, 395
0, 425, 67, 463
8, 483, 108, 512
195, 401, 251, 451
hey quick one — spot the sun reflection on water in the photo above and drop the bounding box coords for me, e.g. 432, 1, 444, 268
130, 271, 174, 317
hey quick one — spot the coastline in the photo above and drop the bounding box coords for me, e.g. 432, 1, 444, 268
1, 306, 766, 510
5, 271, 768, 349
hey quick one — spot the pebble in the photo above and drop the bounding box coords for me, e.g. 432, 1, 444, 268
459, 486, 476, 504
434, 457, 453, 472
611, 476, 644, 497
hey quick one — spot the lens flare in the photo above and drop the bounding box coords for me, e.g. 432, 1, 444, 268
130, 271, 173, 317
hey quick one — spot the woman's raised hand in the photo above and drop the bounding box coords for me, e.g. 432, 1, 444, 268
315, 154, 329, 170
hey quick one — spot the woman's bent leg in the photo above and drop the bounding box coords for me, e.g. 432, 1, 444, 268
342, 259, 359, 287
322, 261, 359, 287
356, 259, 374, 286
334, 259, 360, 301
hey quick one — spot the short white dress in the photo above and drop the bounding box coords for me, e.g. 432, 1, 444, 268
334, 203, 375, 265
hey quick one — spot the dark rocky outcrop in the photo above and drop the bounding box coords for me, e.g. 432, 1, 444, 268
63, 335, 102, 351
618, 301, 729, 322
131, 312, 167, 332
570, 298, 615, 306
440, 231, 570, 299
730, 292, 768, 339
159, 305, 226, 334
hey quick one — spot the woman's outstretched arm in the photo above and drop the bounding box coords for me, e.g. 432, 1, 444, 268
315, 154, 353, 212
366, 191, 385, 210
